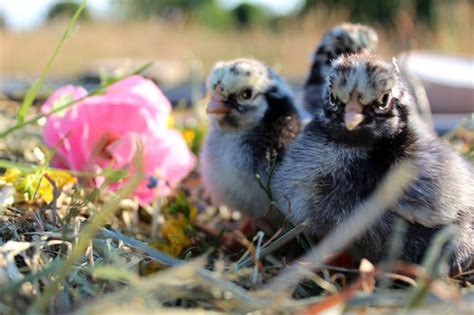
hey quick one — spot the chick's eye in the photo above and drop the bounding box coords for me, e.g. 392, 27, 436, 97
241, 88, 253, 100
377, 93, 391, 111
329, 92, 339, 107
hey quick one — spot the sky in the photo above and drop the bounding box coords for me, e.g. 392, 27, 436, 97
0, 0, 304, 31
218, 0, 304, 16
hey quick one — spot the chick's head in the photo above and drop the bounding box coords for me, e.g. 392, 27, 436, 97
206, 58, 292, 131
319, 54, 411, 146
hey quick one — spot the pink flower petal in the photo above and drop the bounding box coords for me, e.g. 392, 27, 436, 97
144, 129, 197, 196
106, 75, 171, 119
42, 75, 196, 205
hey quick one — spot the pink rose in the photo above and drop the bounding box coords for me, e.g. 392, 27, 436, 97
42, 75, 196, 204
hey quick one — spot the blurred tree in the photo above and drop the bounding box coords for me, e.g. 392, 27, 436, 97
116, 0, 161, 18
302, 0, 436, 28
195, 1, 234, 29
231, 2, 268, 28
116, 0, 211, 19
47, 2, 91, 21
414, 0, 437, 28
115, 0, 237, 29
302, 0, 400, 26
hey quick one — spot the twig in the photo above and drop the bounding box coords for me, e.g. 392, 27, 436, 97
44, 172, 61, 226
255, 173, 272, 200
236, 220, 309, 270
252, 231, 265, 286
265, 158, 278, 199
27, 209, 44, 233
30, 174, 44, 202
312, 264, 418, 287
299, 276, 365, 314
255, 157, 277, 201
380, 272, 417, 287
99, 228, 181, 267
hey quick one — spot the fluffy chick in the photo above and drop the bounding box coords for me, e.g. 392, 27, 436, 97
272, 53, 473, 269
304, 23, 378, 115
201, 59, 301, 228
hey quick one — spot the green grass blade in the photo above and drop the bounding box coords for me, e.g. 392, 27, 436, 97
16, 0, 88, 125
0, 159, 95, 177
0, 159, 37, 173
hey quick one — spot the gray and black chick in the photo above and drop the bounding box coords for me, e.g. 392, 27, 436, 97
201, 59, 302, 230
272, 53, 473, 270
303, 23, 378, 115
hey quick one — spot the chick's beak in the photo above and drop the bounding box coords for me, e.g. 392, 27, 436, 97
344, 91, 365, 130
206, 84, 232, 115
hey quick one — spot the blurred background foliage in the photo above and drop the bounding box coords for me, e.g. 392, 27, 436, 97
302, 0, 437, 28
53, 0, 440, 29
0, 0, 472, 78
113, 0, 270, 29
104, 0, 440, 29
47, 2, 92, 21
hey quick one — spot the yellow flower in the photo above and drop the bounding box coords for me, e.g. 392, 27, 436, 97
154, 213, 193, 257
0, 168, 22, 183
150, 205, 197, 259
0, 168, 76, 203
182, 129, 196, 147
144, 201, 197, 274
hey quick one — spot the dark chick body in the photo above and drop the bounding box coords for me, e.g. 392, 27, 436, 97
285, 121, 472, 266
273, 54, 473, 269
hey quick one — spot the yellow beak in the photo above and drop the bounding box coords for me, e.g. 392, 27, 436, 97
344, 112, 365, 130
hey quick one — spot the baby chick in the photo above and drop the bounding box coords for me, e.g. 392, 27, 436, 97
304, 23, 378, 115
201, 59, 301, 231
272, 53, 473, 269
